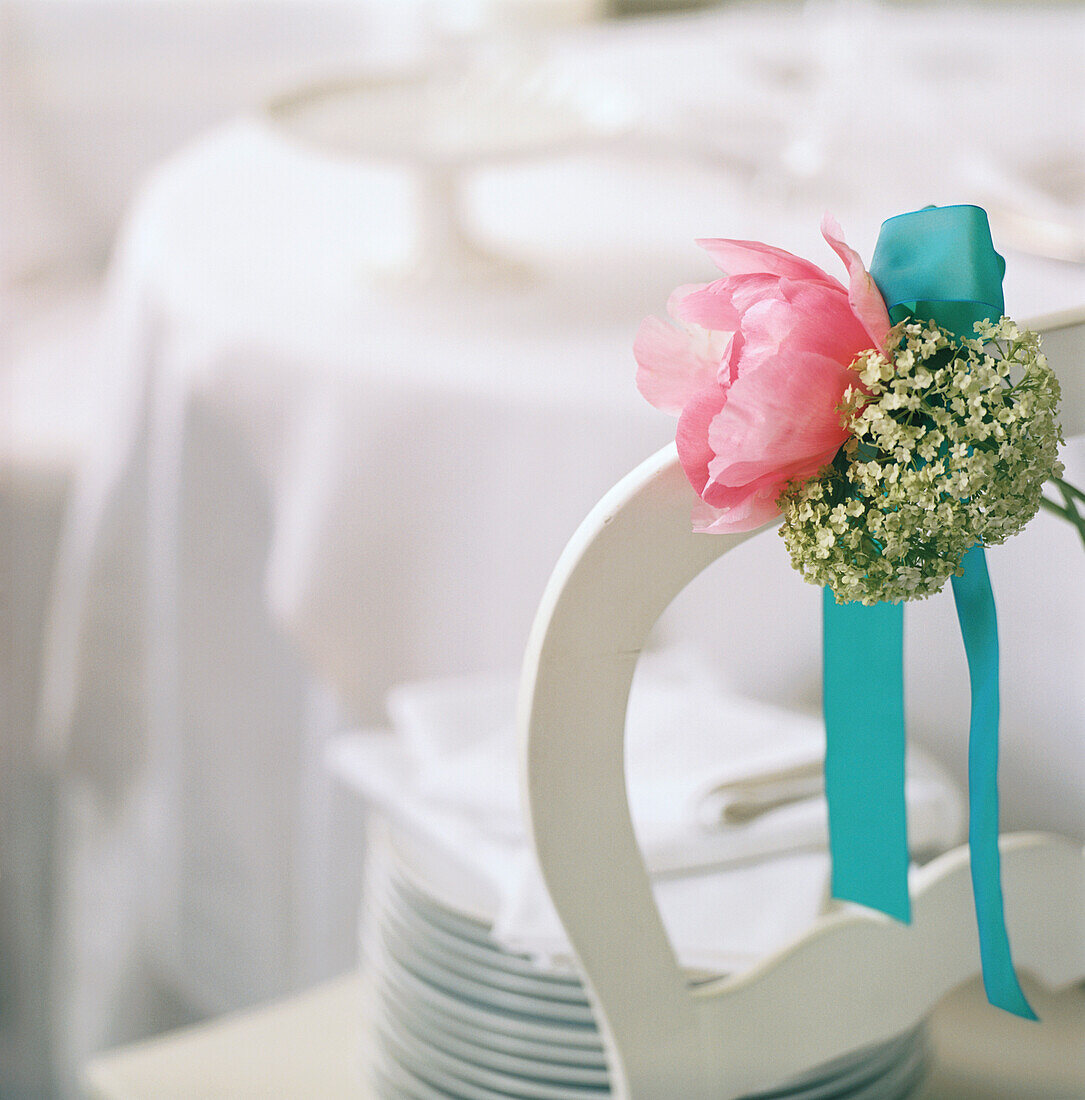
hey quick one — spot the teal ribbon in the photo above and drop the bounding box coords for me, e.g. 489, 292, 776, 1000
869, 205, 1007, 334
823, 204, 1035, 1019
951, 546, 1037, 1019
823, 592, 909, 922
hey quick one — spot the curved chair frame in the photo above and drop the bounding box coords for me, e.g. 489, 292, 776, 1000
518, 311, 1085, 1099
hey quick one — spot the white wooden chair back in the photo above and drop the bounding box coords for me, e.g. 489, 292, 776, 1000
518, 311, 1085, 1099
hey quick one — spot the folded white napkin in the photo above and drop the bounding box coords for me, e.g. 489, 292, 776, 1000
385, 646, 964, 870
331, 727, 835, 974
329, 647, 965, 974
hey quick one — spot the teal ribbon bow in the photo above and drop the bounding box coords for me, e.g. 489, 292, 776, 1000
823, 204, 1036, 1019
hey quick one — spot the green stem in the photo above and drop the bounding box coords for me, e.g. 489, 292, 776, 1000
1053, 476, 1084, 504
1042, 477, 1085, 548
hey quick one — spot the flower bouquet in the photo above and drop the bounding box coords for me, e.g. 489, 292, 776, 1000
634, 204, 1078, 1019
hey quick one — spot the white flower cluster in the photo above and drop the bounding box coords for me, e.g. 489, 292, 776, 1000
779, 318, 1063, 604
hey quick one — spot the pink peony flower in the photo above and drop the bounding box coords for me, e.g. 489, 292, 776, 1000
635, 215, 891, 533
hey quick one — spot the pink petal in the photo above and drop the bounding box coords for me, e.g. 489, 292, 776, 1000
821, 213, 892, 351
666, 282, 708, 317
634, 284, 730, 416
634, 316, 717, 415
673, 273, 788, 333
696, 237, 836, 284
720, 329, 744, 384
737, 282, 872, 373
691, 488, 784, 534
675, 382, 728, 497
706, 352, 852, 487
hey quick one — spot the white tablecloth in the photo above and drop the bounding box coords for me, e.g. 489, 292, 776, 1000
38, 0, 1085, 1041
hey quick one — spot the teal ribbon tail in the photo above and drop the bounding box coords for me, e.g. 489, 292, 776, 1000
951, 547, 1037, 1019
823, 591, 910, 923
819, 203, 1034, 1017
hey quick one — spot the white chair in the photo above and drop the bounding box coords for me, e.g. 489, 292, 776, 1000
519, 311, 1085, 1099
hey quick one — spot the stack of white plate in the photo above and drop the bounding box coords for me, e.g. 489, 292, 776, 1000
359, 830, 929, 1099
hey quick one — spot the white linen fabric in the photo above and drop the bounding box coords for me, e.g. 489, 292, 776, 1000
0, 1, 380, 285
327, 647, 966, 973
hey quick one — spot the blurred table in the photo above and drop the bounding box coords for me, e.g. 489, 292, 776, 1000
81, 973, 1085, 1099
43, 0, 1085, 1049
